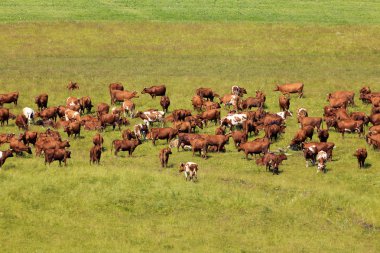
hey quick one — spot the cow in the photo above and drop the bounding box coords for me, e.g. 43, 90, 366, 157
134, 124, 149, 140
35, 93, 48, 111
67, 81, 79, 90
172, 109, 192, 121
371, 97, 380, 107
350, 112, 369, 126
135, 110, 165, 127
264, 125, 286, 141
279, 95, 290, 111
299, 117, 322, 130
0, 91, 19, 106
243, 119, 258, 137
64, 109, 80, 122
353, 148, 367, 169
90, 145, 102, 165
79, 96, 93, 114
173, 121, 192, 133
160, 96, 170, 112
327, 91, 355, 106
0, 108, 16, 126
45, 149, 71, 166
205, 134, 231, 152
35, 107, 58, 122
83, 120, 103, 131
191, 95, 203, 111
159, 147, 172, 168
150, 127, 178, 145
179, 162, 198, 181
15, 114, 28, 130
0, 149, 13, 169
329, 98, 348, 109
372, 106, 380, 115
302, 142, 335, 164
35, 139, 70, 157
297, 108, 308, 123
100, 113, 121, 131
122, 129, 136, 140
196, 88, 219, 101
289, 128, 311, 150
64, 121, 81, 138
231, 86, 247, 97
177, 133, 206, 151
237, 138, 270, 159
370, 113, 380, 126
111, 90, 139, 105
256, 152, 287, 174
21, 131, 38, 146
316, 150, 328, 173
189, 138, 208, 159
199, 109, 220, 126
215, 126, 226, 135
318, 129, 329, 142
369, 125, 380, 135
274, 83, 304, 98
141, 85, 166, 98
111, 139, 141, 156
219, 94, 239, 110
335, 119, 364, 138
239, 97, 264, 110
10, 139, 32, 155
221, 113, 247, 130
366, 133, 380, 150
202, 101, 221, 111
66, 96, 80, 108
231, 131, 248, 147
262, 114, 284, 126
0, 133, 15, 145
109, 83, 124, 97
93, 133, 104, 148
22, 107, 35, 125
97, 102, 110, 118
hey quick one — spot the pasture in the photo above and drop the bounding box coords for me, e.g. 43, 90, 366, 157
0, 1, 380, 252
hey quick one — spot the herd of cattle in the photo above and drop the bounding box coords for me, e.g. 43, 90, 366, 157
0, 82, 379, 181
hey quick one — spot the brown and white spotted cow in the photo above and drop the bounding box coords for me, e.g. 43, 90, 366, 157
231, 85, 247, 97
135, 110, 165, 127
316, 150, 328, 173
64, 109, 81, 122
179, 162, 199, 181
134, 123, 149, 140
220, 113, 247, 130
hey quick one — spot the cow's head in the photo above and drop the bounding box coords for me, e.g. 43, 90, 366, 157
273, 85, 279, 91
141, 88, 147, 94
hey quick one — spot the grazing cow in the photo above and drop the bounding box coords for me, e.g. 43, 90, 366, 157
111, 90, 139, 105
10, 139, 32, 155
329, 98, 348, 108
93, 133, 104, 148
0, 133, 15, 145
172, 109, 192, 121
318, 129, 329, 142
141, 85, 166, 98
316, 150, 328, 173
109, 83, 124, 97
79, 96, 93, 114
189, 138, 208, 159
160, 96, 170, 112
231, 86, 247, 97
45, 149, 71, 166
15, 114, 28, 130
240, 97, 264, 110
327, 91, 355, 106
335, 119, 364, 138
0, 108, 16, 126
111, 139, 141, 156
0, 91, 19, 106
64, 109, 80, 122
370, 113, 380, 126
179, 162, 198, 181
22, 107, 35, 125
97, 102, 110, 118
350, 112, 369, 126
279, 95, 290, 111
100, 113, 121, 131
205, 134, 231, 152
191, 95, 203, 111
35, 107, 58, 122
264, 125, 286, 141
289, 128, 311, 150
0, 149, 13, 168
122, 129, 136, 140
122, 99, 135, 118
150, 127, 178, 145
231, 131, 248, 147
90, 145, 102, 165
35, 93, 48, 111
135, 110, 165, 127
159, 147, 172, 168
274, 83, 304, 98
199, 109, 220, 126
67, 81, 79, 90
303, 142, 335, 164
202, 101, 221, 111
134, 124, 149, 140
219, 94, 239, 109
173, 121, 192, 133
299, 117, 322, 130
196, 88, 219, 101
353, 148, 367, 169
221, 113, 247, 130
237, 138, 270, 159
21, 131, 38, 146
64, 121, 81, 138
256, 152, 287, 174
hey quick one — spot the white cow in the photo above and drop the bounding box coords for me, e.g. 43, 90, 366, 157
22, 107, 35, 125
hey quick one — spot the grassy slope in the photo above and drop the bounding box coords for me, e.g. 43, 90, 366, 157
0, 2, 380, 252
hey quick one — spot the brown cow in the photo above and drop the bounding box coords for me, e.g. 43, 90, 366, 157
97, 103, 110, 118
264, 125, 286, 141
172, 109, 192, 121
0, 133, 15, 145
189, 138, 208, 159
274, 83, 304, 98
335, 119, 364, 138
159, 147, 172, 167
21, 131, 38, 146
0, 108, 16, 126
289, 129, 308, 150
353, 148, 367, 169
199, 109, 220, 126
231, 130, 248, 147
256, 152, 287, 174
64, 121, 81, 138
0, 149, 14, 168
371, 96, 380, 107
111, 90, 139, 105
177, 133, 206, 151
111, 139, 141, 156
173, 121, 192, 133
150, 127, 178, 145
300, 117, 322, 130
240, 97, 264, 110
202, 101, 221, 111
369, 125, 380, 135
35, 107, 58, 122
10, 139, 32, 155
237, 138, 270, 159
302, 142, 335, 163
141, 85, 166, 98
122, 129, 136, 140
100, 113, 121, 131
0, 92, 19, 106
15, 114, 28, 130
35, 139, 70, 157
366, 133, 380, 149
67, 81, 79, 90
90, 145, 102, 165
35, 93, 48, 111
279, 95, 290, 111
262, 114, 284, 126
79, 96, 93, 113
318, 129, 329, 142
45, 149, 71, 166
122, 99, 135, 118
370, 113, 380, 126
191, 95, 203, 111
109, 83, 124, 97
327, 91, 355, 106
205, 134, 231, 152
196, 88, 218, 101
64, 109, 80, 121
215, 126, 226, 135
93, 133, 104, 148
160, 96, 170, 112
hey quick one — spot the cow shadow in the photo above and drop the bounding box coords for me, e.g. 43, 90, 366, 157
362, 163, 372, 169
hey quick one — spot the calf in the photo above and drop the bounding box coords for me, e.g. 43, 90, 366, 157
274, 83, 304, 98
111, 139, 141, 156
160, 96, 170, 112
279, 95, 290, 111
90, 145, 102, 165
316, 150, 328, 173
353, 148, 367, 169
159, 147, 172, 168
179, 162, 198, 181
111, 90, 139, 104
45, 149, 71, 166
67, 81, 79, 90
141, 85, 166, 98
35, 93, 48, 111
0, 149, 13, 168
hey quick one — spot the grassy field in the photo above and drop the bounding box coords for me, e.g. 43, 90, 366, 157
0, 1, 380, 252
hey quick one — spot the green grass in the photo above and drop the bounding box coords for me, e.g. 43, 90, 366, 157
0, 2, 380, 252
0, 0, 380, 24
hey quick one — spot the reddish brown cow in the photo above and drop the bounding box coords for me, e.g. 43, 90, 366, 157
80, 96, 93, 113
318, 129, 329, 142
92, 133, 104, 148
141, 85, 166, 98
177, 133, 206, 151
122, 129, 136, 140
111, 90, 139, 105
202, 101, 220, 111
0, 149, 13, 168
35, 93, 48, 111
240, 97, 264, 110
90, 145, 102, 165
264, 125, 286, 141
45, 149, 71, 166
191, 95, 203, 111
256, 152, 287, 174
289, 129, 308, 150
189, 138, 208, 159
15, 114, 28, 130
97, 103, 110, 118
67, 81, 79, 90
10, 139, 32, 155
279, 95, 290, 111
35, 107, 58, 122
109, 83, 124, 96
150, 127, 178, 145
300, 117, 322, 130
327, 91, 355, 106
366, 133, 380, 149
262, 114, 284, 126
336, 120, 364, 138
205, 134, 231, 152
111, 139, 141, 156
0, 108, 16, 126
369, 125, 380, 135
0, 133, 15, 145
21, 131, 38, 146
64, 121, 81, 138
160, 96, 170, 112
274, 83, 304, 98
173, 121, 192, 133
329, 98, 348, 108
196, 88, 219, 101
353, 148, 367, 169
100, 113, 121, 130
172, 109, 192, 121
215, 126, 226, 135
231, 130, 247, 147
0, 92, 19, 106
350, 112, 369, 125
370, 113, 380, 126
35, 139, 70, 157
159, 147, 172, 167
237, 138, 270, 159
371, 97, 380, 107
199, 109, 220, 126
